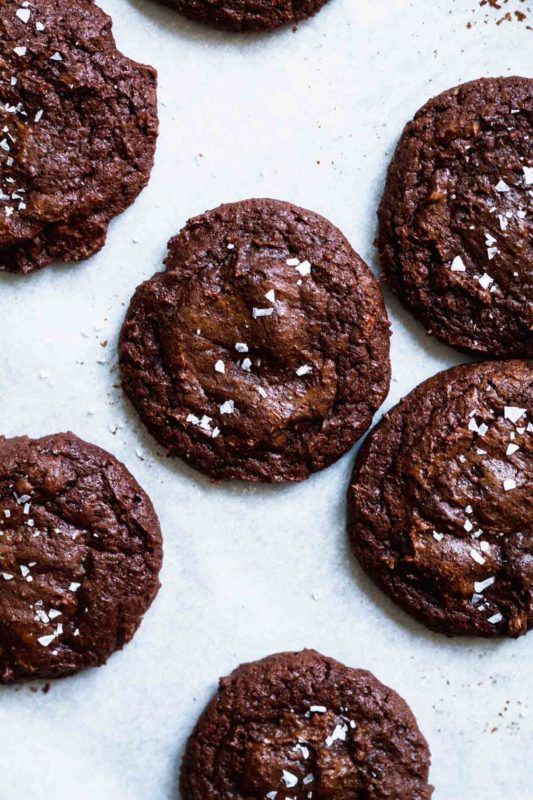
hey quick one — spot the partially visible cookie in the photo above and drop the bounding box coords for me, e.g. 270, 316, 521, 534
348, 360, 532, 638
119, 198, 390, 483
0, 433, 163, 683
181, 649, 433, 800
378, 76, 532, 357
158, 0, 331, 32
0, 0, 158, 274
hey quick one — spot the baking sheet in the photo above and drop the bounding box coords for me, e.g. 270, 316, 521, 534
0, 0, 531, 797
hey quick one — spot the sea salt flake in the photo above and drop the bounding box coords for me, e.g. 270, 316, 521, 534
34, 109, 43, 122
48, 609, 61, 620
479, 541, 490, 553
451, 255, 466, 272
69, 582, 81, 592
503, 478, 516, 491
264, 289, 276, 303
37, 634, 56, 647
50, 51, 62, 61
478, 272, 493, 289
219, 400, 235, 415
523, 166, 533, 186
488, 612, 503, 624
494, 179, 510, 193
303, 774, 314, 785
16, 8, 31, 23
310, 705, 327, 713
241, 358, 252, 371
464, 519, 473, 532
36, 21, 45, 31
2, 573, 14, 580
13, 46, 27, 56
20, 565, 30, 577
257, 387, 267, 398
294, 744, 310, 759
433, 531, 443, 542
296, 364, 312, 377
504, 406, 526, 423
296, 260, 312, 276
214, 359, 225, 373
211, 427, 220, 439
326, 723, 348, 747
186, 413, 200, 425
465, 505, 473, 514
235, 342, 248, 353
252, 307, 274, 318
282, 770, 298, 788
470, 548, 485, 565
477, 423, 488, 436
474, 576, 495, 593
506, 443, 519, 456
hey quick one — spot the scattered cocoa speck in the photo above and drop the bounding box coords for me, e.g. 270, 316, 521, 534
468, 0, 531, 28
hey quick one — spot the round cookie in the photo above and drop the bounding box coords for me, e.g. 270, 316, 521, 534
0, 0, 158, 274
0, 432, 162, 683
181, 649, 433, 800
119, 198, 391, 483
378, 76, 532, 357
158, 0, 331, 32
348, 360, 532, 638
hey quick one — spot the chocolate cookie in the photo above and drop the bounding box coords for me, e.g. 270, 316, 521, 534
119, 198, 391, 483
378, 77, 532, 357
0, 0, 158, 274
348, 360, 532, 638
159, 0, 331, 32
181, 649, 433, 800
0, 433, 162, 682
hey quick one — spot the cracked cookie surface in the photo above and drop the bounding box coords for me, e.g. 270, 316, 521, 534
0, 0, 158, 274
119, 198, 390, 483
348, 360, 532, 637
378, 77, 532, 357
181, 649, 433, 800
0, 432, 162, 682
158, 0, 331, 32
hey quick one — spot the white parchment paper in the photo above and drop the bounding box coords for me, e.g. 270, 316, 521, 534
0, 0, 530, 797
